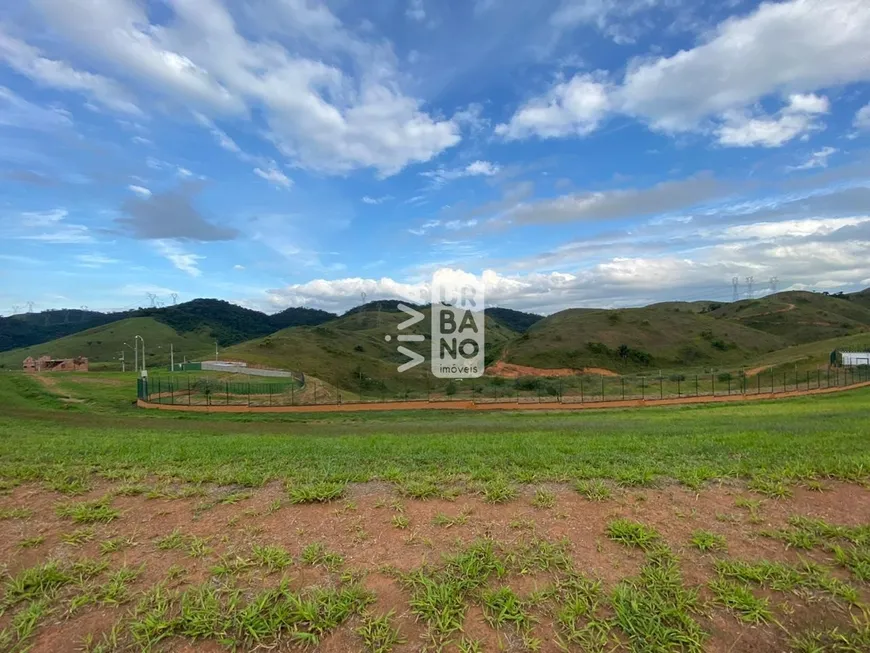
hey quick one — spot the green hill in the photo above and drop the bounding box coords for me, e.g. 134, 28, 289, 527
486, 307, 544, 333
0, 317, 218, 371
708, 291, 870, 345
505, 306, 786, 372
225, 306, 517, 392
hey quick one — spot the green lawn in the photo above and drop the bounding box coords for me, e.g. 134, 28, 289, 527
1, 372, 868, 490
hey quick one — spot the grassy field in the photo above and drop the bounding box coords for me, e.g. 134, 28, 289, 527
1, 373, 869, 652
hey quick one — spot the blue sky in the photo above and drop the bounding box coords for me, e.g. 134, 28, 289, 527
1, 0, 870, 315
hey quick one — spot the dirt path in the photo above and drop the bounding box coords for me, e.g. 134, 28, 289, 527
31, 374, 85, 403
139, 379, 870, 414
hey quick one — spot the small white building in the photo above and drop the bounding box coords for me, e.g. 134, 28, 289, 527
841, 352, 870, 367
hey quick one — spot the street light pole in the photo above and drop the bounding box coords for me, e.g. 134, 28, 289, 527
170, 343, 174, 371
126, 341, 138, 374
133, 335, 145, 373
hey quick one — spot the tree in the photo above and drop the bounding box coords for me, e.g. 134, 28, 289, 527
617, 344, 630, 361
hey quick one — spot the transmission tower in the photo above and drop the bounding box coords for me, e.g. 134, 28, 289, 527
26, 301, 34, 313
146, 293, 157, 308
171, 293, 178, 305
745, 276, 754, 299
769, 276, 778, 293
11, 304, 20, 314
732, 277, 739, 302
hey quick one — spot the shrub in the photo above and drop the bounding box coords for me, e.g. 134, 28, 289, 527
353, 344, 365, 352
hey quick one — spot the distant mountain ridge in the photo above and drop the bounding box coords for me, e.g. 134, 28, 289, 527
0, 300, 336, 353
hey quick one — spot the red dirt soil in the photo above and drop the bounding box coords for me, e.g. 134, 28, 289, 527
486, 360, 618, 378
1, 480, 868, 652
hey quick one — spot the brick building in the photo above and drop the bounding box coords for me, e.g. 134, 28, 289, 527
23, 355, 89, 372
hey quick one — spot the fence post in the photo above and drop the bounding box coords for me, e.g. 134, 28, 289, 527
269, 385, 273, 407
659, 375, 663, 400
727, 376, 731, 395
806, 371, 810, 391
225, 381, 229, 405
314, 384, 318, 405
711, 374, 715, 397
601, 376, 605, 402
247, 383, 251, 408
782, 371, 786, 392
695, 375, 699, 397
170, 379, 174, 405
621, 377, 625, 401
677, 377, 681, 398
157, 378, 162, 404
580, 377, 584, 403
641, 376, 645, 400
187, 376, 191, 406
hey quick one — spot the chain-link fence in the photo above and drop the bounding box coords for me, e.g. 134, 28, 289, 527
138, 365, 870, 408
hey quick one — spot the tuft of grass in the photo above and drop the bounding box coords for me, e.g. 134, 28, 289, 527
211, 554, 256, 576
457, 638, 484, 653
830, 544, 870, 582
61, 527, 95, 546
100, 535, 135, 554
18, 535, 45, 549
396, 479, 442, 500
288, 481, 346, 504
56, 497, 120, 524
70, 566, 141, 611
611, 549, 705, 653
708, 579, 773, 623
714, 558, 861, 605
734, 497, 762, 512
480, 586, 532, 631
401, 540, 504, 644
575, 479, 612, 501
46, 474, 91, 495
0, 507, 32, 520
532, 487, 556, 509
251, 543, 293, 572
156, 529, 185, 551
748, 477, 792, 499
3, 561, 73, 606
690, 530, 726, 552
761, 528, 819, 550
790, 621, 870, 653
155, 529, 210, 557
114, 483, 149, 496
554, 574, 612, 651
357, 611, 405, 653
432, 510, 470, 528
505, 538, 572, 574
219, 490, 252, 505
607, 519, 661, 550
301, 542, 344, 571
391, 515, 409, 529
5, 597, 51, 650
481, 478, 517, 504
